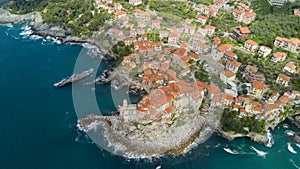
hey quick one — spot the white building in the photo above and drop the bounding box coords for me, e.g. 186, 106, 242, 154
258, 46, 272, 57
129, 0, 142, 6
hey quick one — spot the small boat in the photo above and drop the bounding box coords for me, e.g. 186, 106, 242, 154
287, 143, 297, 154
285, 130, 295, 137
156, 166, 161, 169
283, 124, 289, 129
250, 146, 267, 158
223, 148, 238, 155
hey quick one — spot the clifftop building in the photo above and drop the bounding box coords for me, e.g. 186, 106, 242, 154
268, 0, 287, 6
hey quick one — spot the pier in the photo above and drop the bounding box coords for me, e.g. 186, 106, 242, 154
54, 68, 94, 87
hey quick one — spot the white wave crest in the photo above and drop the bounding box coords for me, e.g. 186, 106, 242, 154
82, 43, 98, 49
3, 23, 13, 28
29, 35, 43, 40
290, 159, 300, 169
266, 129, 274, 147
19, 25, 32, 37
250, 146, 267, 158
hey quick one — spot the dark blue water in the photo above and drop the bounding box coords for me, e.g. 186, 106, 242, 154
1, 24, 300, 169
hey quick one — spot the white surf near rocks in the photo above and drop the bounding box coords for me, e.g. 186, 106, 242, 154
250, 146, 267, 158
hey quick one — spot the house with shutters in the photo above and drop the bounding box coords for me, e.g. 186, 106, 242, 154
271, 52, 287, 63
283, 62, 297, 74
244, 40, 259, 52
276, 73, 291, 87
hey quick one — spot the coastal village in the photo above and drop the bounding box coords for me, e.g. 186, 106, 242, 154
90, 0, 300, 135
4, 0, 299, 157
1, 0, 300, 160
44, 0, 299, 156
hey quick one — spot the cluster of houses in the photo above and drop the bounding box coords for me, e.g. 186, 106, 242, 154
119, 43, 205, 122
120, 45, 205, 122
96, 0, 143, 17
135, 78, 205, 121
220, 89, 300, 121
194, 0, 229, 19
232, 2, 256, 24
274, 37, 300, 53
214, 34, 298, 118
215, 58, 300, 121
237, 35, 299, 88
95, 0, 300, 125
230, 28, 300, 86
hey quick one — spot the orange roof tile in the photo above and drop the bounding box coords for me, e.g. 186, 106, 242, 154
115, 11, 126, 15
198, 15, 208, 20
204, 25, 216, 30
290, 38, 300, 45
165, 105, 175, 114
223, 70, 236, 78
239, 27, 251, 34
225, 94, 234, 101
133, 9, 144, 13
252, 81, 265, 90
225, 50, 237, 57
212, 37, 221, 44
189, 53, 201, 60
227, 60, 241, 67
265, 103, 276, 112
245, 39, 257, 46
278, 73, 291, 82
217, 44, 232, 52
273, 52, 287, 58
233, 9, 243, 14
244, 12, 256, 17
284, 62, 296, 70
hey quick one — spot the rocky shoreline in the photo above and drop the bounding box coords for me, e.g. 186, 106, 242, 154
0, 8, 116, 59
78, 110, 214, 158
218, 129, 269, 145
3, 7, 299, 158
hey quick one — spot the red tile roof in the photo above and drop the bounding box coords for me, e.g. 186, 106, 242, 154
245, 39, 257, 46
239, 27, 251, 34
273, 52, 287, 58
265, 103, 276, 112
198, 15, 208, 20
233, 9, 243, 14
133, 9, 144, 13
244, 12, 256, 17
278, 73, 291, 82
217, 44, 232, 52
225, 50, 237, 57
204, 25, 216, 30
115, 11, 126, 16
284, 62, 296, 71
212, 37, 221, 44
252, 81, 265, 90
223, 70, 236, 78
227, 60, 242, 67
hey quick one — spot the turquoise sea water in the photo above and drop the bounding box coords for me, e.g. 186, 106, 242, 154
1, 24, 300, 169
